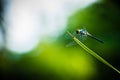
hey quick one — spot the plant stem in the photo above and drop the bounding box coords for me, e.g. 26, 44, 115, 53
67, 31, 120, 74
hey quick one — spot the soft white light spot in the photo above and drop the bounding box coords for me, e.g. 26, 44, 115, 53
5, 0, 97, 53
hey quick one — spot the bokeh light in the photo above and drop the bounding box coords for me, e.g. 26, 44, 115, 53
4, 0, 97, 53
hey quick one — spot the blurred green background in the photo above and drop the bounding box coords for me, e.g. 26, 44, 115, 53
0, 0, 120, 80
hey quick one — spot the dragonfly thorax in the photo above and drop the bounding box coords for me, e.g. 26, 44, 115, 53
76, 29, 87, 35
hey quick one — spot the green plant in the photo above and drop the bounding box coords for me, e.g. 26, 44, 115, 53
67, 31, 120, 74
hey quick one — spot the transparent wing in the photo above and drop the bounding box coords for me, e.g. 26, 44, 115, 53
66, 41, 77, 47
65, 31, 87, 47
80, 27, 88, 41
78, 34, 87, 42
65, 31, 77, 47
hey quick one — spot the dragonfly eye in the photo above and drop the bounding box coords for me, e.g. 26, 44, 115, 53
76, 30, 79, 34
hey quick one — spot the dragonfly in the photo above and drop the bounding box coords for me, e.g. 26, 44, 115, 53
66, 28, 104, 47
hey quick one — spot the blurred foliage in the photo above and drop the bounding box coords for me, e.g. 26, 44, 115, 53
0, 42, 97, 80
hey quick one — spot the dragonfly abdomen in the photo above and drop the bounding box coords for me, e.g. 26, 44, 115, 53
87, 33, 104, 43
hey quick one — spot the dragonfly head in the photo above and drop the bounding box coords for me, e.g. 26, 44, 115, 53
76, 29, 81, 34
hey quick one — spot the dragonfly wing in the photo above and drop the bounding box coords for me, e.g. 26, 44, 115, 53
65, 33, 73, 41
73, 31, 87, 42
65, 31, 77, 47
79, 34, 87, 42
66, 41, 77, 47
65, 31, 77, 40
